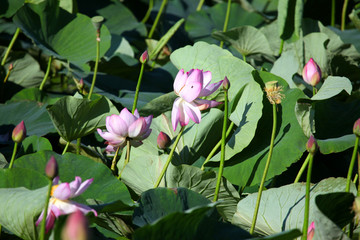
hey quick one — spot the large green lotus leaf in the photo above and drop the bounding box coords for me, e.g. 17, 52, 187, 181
171, 42, 263, 164
303, 32, 329, 75
14, 150, 133, 208
0, 101, 56, 136
10, 87, 63, 105
213, 71, 307, 187
0, 168, 50, 240
185, 3, 263, 44
119, 109, 223, 193
133, 187, 210, 227
13, 0, 111, 64
166, 165, 240, 222
311, 76, 352, 101
47, 95, 117, 142
317, 134, 357, 154
18, 135, 52, 157
232, 178, 356, 236
212, 26, 273, 56
313, 192, 354, 240
0, 48, 44, 88
139, 91, 178, 117
133, 203, 252, 240
252, 229, 302, 240
0, 0, 24, 17
270, 50, 299, 88
277, 0, 303, 41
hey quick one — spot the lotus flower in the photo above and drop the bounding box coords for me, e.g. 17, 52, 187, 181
157, 131, 171, 149
306, 135, 318, 154
302, 58, 321, 86
62, 210, 89, 240
307, 222, 315, 240
12, 120, 26, 143
97, 108, 153, 152
353, 118, 360, 137
36, 177, 97, 233
172, 69, 223, 131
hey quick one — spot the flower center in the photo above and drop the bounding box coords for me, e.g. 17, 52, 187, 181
51, 185, 59, 196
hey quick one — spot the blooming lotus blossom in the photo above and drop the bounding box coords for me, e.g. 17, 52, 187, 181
36, 177, 97, 233
302, 58, 321, 86
97, 108, 153, 152
172, 69, 223, 131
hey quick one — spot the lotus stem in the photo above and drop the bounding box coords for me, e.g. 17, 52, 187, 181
111, 146, 121, 173
148, 0, 168, 39
294, 154, 311, 183
76, 138, 81, 155
250, 103, 277, 234
214, 88, 228, 201
141, 0, 154, 23
88, 33, 101, 100
201, 121, 234, 171
346, 136, 359, 192
8, 142, 18, 169
1, 28, 20, 66
301, 154, 314, 240
39, 56, 53, 91
331, 0, 335, 26
278, 39, 284, 56
39, 181, 52, 240
196, 0, 205, 11
219, 0, 231, 48
154, 126, 185, 187
132, 62, 145, 113
62, 142, 70, 155
341, 0, 349, 31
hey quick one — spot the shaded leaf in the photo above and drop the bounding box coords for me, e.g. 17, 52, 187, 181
311, 76, 352, 101
277, 0, 303, 41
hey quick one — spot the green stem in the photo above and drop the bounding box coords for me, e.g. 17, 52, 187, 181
62, 142, 70, 155
294, 154, 311, 184
148, 0, 168, 39
201, 122, 234, 171
3, 68, 11, 83
341, 0, 349, 31
76, 138, 81, 155
8, 142, 18, 169
312, 86, 317, 96
196, 0, 205, 11
219, 0, 231, 49
250, 103, 277, 234
132, 62, 145, 113
39, 181, 52, 240
154, 126, 185, 188
118, 140, 131, 179
111, 146, 121, 173
88, 36, 100, 99
301, 154, 314, 240
278, 39, 284, 56
243, 55, 246, 62
358, 152, 360, 196
1, 28, 20, 66
39, 56, 53, 91
214, 89, 228, 202
141, 0, 154, 23
346, 136, 359, 192
331, 0, 336, 27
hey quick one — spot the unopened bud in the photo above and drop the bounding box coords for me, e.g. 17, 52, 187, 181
353, 196, 360, 220
140, 50, 148, 64
91, 16, 104, 31
306, 135, 318, 154
307, 222, 315, 240
157, 131, 171, 149
302, 58, 321, 87
12, 121, 26, 143
45, 156, 58, 180
79, 79, 84, 90
353, 118, 360, 138
62, 210, 89, 240
222, 76, 230, 90
8, 63, 13, 71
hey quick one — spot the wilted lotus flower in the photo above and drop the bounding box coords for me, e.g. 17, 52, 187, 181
36, 177, 97, 233
302, 58, 321, 86
172, 69, 223, 131
12, 120, 26, 143
97, 108, 153, 152
307, 222, 315, 240
306, 135, 318, 154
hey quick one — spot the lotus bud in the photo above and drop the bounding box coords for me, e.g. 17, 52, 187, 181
62, 210, 89, 240
140, 50, 148, 64
302, 58, 321, 86
91, 16, 104, 31
353, 118, 360, 138
306, 135, 318, 154
12, 120, 26, 143
45, 156, 58, 180
222, 76, 230, 91
8, 63, 13, 71
353, 196, 360, 220
307, 222, 315, 240
264, 81, 284, 105
157, 131, 171, 149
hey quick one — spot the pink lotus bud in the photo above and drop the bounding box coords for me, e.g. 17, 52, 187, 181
62, 210, 89, 240
9, 63, 13, 71
353, 118, 360, 137
302, 58, 321, 86
140, 50, 148, 64
79, 79, 84, 89
307, 222, 315, 240
157, 131, 171, 149
45, 156, 58, 180
12, 120, 26, 143
306, 135, 318, 154
222, 76, 230, 90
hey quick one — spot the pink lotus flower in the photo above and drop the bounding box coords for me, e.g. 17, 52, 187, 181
36, 177, 97, 233
97, 108, 153, 152
302, 58, 321, 86
307, 221, 315, 240
172, 69, 223, 131
12, 120, 26, 143
62, 210, 89, 240
306, 135, 318, 154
